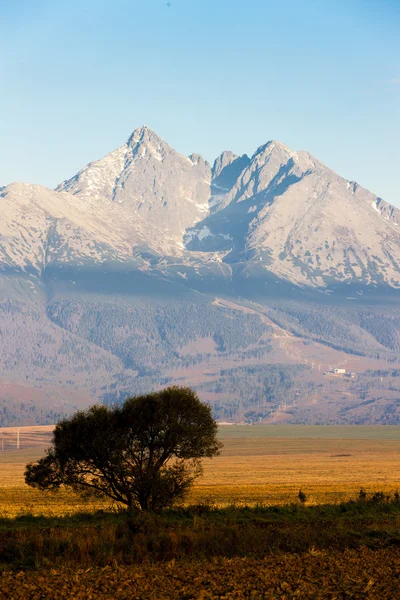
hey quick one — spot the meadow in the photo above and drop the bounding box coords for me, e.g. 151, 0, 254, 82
1, 425, 400, 598
2, 425, 400, 515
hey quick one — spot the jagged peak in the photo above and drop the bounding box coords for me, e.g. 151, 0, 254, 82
213, 151, 250, 180
127, 125, 166, 148
212, 151, 239, 178
126, 127, 209, 168
246, 141, 331, 180
215, 150, 239, 163
252, 140, 298, 161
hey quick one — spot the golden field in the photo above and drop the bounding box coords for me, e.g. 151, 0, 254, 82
1, 425, 400, 515
2, 425, 400, 598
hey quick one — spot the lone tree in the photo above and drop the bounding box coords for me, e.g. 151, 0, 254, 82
25, 387, 222, 511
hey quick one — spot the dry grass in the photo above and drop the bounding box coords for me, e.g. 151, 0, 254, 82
1, 425, 400, 515
2, 424, 400, 597
192, 434, 400, 505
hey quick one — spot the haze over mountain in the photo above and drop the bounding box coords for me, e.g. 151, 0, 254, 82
1, 126, 400, 426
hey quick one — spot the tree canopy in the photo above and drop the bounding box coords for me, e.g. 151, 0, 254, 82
25, 387, 222, 511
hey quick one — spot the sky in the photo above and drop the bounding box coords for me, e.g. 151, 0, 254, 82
0, 0, 399, 205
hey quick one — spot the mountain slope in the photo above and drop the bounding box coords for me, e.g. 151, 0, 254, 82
186, 141, 400, 289
1, 127, 400, 425
3, 127, 400, 292
57, 126, 211, 252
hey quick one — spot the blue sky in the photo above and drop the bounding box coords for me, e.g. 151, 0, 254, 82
1, 0, 399, 205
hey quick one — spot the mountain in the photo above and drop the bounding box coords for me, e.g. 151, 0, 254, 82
1, 126, 400, 426
211, 151, 251, 199
56, 126, 211, 254
2, 126, 400, 292
186, 141, 400, 290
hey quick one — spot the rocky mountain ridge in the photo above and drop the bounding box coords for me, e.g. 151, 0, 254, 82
1, 126, 399, 293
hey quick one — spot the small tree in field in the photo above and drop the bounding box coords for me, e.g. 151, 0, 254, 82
25, 387, 222, 512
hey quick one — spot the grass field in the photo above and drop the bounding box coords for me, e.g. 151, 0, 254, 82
218, 424, 400, 439
2, 425, 400, 598
1, 425, 400, 515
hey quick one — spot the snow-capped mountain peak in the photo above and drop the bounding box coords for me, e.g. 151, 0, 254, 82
2, 127, 400, 291
55, 127, 211, 250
